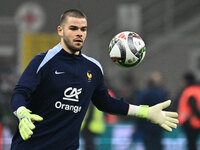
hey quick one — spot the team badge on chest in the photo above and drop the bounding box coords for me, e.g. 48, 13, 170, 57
87, 71, 92, 82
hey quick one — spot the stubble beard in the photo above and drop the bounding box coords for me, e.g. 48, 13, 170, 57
63, 38, 83, 54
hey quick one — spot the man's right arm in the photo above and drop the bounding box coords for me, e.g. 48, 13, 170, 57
11, 54, 44, 112
11, 54, 44, 140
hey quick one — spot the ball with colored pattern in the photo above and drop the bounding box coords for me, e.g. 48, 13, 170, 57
109, 31, 146, 68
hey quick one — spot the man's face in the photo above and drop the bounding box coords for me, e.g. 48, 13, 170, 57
58, 16, 87, 53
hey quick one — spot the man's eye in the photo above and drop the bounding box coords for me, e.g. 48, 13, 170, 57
70, 28, 76, 30
69, 27, 77, 30
81, 28, 87, 31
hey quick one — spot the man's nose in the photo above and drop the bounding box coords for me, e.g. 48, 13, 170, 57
76, 30, 83, 37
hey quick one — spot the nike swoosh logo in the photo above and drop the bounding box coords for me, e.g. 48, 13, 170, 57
55, 70, 65, 74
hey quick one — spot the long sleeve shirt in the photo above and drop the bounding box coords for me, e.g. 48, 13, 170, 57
10, 43, 129, 150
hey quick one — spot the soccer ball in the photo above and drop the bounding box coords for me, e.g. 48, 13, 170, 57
109, 31, 146, 68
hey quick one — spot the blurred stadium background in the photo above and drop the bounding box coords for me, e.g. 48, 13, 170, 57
0, 0, 200, 149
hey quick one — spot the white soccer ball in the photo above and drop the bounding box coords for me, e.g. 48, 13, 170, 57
109, 31, 146, 68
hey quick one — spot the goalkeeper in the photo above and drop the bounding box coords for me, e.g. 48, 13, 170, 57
10, 9, 178, 150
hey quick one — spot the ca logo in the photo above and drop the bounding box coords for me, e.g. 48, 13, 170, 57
63, 87, 82, 102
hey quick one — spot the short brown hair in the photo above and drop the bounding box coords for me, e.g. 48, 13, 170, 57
60, 9, 87, 25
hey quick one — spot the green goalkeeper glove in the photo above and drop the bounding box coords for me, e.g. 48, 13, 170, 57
17, 107, 43, 140
128, 100, 179, 132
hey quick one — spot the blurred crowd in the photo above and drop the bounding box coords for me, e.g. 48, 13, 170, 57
0, 70, 200, 150
0, 71, 19, 150
80, 70, 200, 150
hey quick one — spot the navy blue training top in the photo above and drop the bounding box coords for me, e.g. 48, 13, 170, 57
10, 43, 129, 150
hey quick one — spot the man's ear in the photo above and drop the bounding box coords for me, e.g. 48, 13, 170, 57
57, 25, 63, 37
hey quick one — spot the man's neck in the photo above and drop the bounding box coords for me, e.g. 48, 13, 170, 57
60, 42, 80, 55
